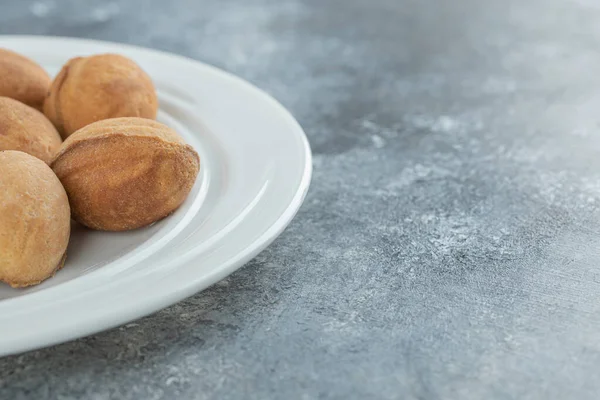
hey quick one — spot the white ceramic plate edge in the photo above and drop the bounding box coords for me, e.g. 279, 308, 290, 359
0, 35, 312, 356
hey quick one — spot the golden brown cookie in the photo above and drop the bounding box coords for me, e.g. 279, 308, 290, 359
0, 96, 62, 164
44, 54, 158, 139
0, 48, 51, 111
51, 117, 200, 231
0, 151, 71, 288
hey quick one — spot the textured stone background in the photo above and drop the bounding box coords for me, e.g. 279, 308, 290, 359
2, 0, 600, 398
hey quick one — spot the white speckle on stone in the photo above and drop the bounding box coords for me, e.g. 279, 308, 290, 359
420, 213, 436, 224
581, 177, 600, 196
29, 1, 54, 17
433, 116, 459, 133
371, 134, 385, 148
91, 2, 120, 23
125, 323, 138, 328
165, 376, 179, 386
360, 119, 400, 139
407, 114, 463, 133
384, 163, 453, 192
361, 119, 379, 131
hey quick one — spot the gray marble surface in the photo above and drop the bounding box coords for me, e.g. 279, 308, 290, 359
2, 0, 600, 398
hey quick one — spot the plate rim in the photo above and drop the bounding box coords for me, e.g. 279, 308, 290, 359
0, 35, 312, 356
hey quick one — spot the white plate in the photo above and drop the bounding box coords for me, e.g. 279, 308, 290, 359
0, 36, 312, 356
